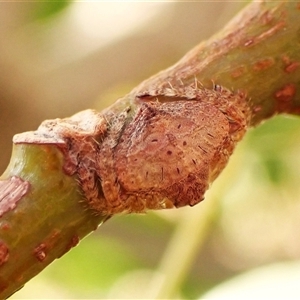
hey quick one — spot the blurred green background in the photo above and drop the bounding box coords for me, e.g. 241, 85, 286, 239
1, 1, 300, 299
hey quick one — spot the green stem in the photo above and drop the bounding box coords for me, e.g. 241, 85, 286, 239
132, 1, 300, 124
0, 145, 106, 299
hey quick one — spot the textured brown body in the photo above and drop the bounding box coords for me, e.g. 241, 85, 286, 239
96, 86, 248, 214
14, 79, 249, 216
115, 101, 227, 208
14, 85, 249, 215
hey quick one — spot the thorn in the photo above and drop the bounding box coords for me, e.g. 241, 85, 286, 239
194, 75, 198, 89
167, 81, 174, 90
92, 137, 100, 145
103, 115, 112, 127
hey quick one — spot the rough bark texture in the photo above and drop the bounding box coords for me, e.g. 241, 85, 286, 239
0, 1, 300, 298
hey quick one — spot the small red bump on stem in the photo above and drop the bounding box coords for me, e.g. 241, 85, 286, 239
274, 83, 296, 113
0, 222, 10, 231
252, 58, 275, 71
66, 235, 80, 252
282, 55, 300, 73
285, 62, 300, 73
0, 241, 9, 266
0, 176, 30, 217
33, 243, 47, 262
275, 83, 296, 102
231, 66, 246, 78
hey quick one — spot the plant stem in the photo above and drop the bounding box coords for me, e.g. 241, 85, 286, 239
0, 1, 299, 298
132, 1, 300, 124
0, 145, 107, 299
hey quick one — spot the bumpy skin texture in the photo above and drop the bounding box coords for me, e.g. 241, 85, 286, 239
14, 85, 249, 215
96, 85, 249, 214
115, 101, 226, 208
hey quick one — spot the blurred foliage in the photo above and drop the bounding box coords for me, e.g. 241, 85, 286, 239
43, 234, 143, 297
246, 115, 300, 186
30, 1, 71, 21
